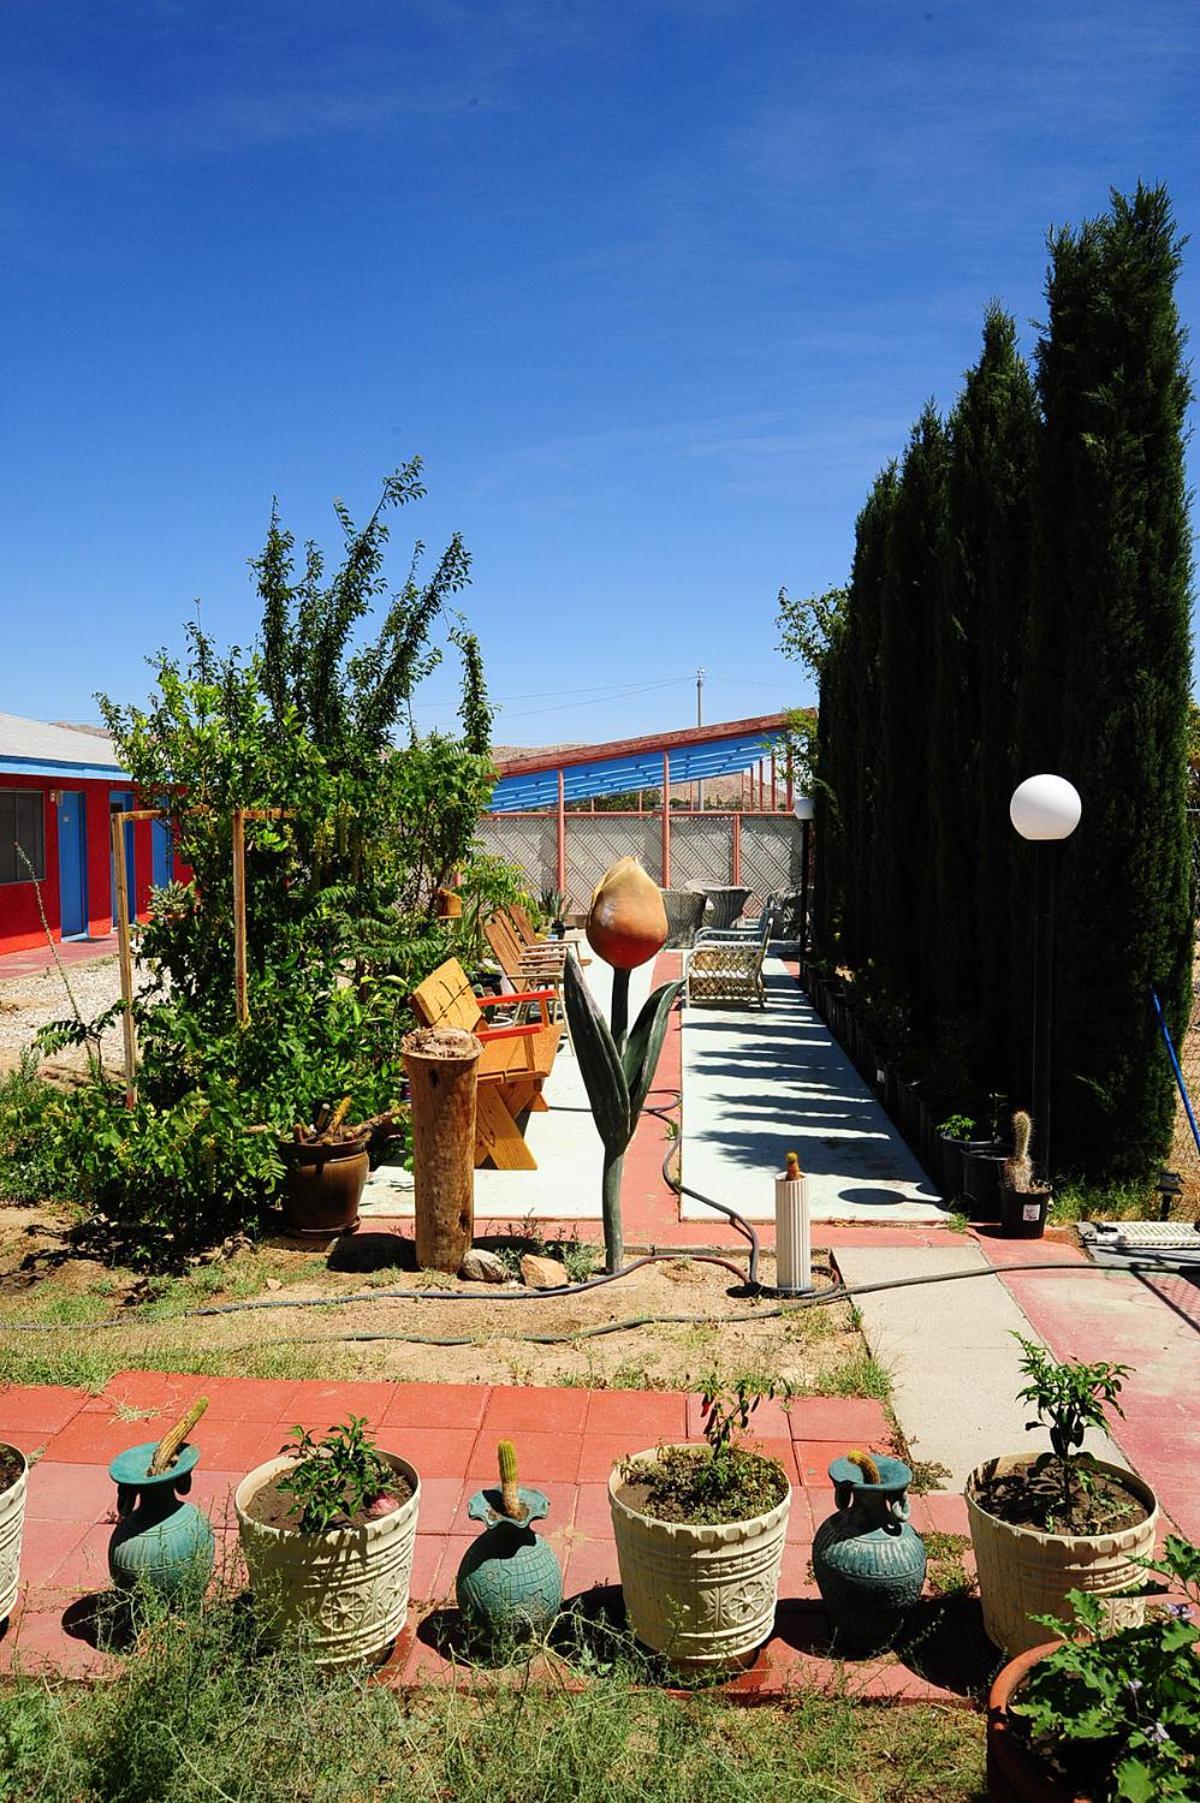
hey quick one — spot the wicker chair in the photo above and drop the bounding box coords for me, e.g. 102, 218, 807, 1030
662, 888, 709, 949
684, 912, 771, 1009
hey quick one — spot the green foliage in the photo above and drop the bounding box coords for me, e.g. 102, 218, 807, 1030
627, 1374, 792, 1526
1015, 1334, 1130, 1513
0, 1050, 62, 1203
276, 1415, 394, 1534
776, 583, 849, 679
1014, 1536, 1200, 1801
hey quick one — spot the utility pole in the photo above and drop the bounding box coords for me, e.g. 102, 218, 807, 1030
695, 667, 705, 811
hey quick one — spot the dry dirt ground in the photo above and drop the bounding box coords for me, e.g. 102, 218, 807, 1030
0, 1202, 876, 1400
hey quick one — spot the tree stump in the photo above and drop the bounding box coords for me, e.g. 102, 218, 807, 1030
402, 1025, 481, 1274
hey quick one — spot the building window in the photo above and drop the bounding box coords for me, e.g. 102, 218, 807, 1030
0, 790, 46, 885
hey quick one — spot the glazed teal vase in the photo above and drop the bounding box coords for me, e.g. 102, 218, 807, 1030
107, 1441, 215, 1602
812, 1454, 926, 1653
455, 1485, 563, 1647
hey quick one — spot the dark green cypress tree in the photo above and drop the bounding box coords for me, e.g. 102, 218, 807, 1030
1026, 184, 1193, 1181
940, 309, 1039, 1100
841, 466, 899, 977
877, 406, 950, 1032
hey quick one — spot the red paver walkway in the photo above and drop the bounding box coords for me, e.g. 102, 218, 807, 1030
0, 1374, 984, 1700
0, 938, 117, 981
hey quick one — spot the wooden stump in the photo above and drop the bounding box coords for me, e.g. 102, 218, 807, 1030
402, 1026, 481, 1274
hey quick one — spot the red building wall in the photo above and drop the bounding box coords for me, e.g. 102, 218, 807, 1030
0, 775, 163, 957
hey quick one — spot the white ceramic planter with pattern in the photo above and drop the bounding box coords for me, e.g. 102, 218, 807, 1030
0, 1445, 28, 1625
609, 1447, 790, 1671
235, 1452, 420, 1667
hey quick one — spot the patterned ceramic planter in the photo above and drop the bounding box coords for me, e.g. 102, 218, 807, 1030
455, 1483, 563, 1645
966, 1454, 1158, 1658
236, 1452, 420, 1667
0, 1444, 28, 1625
609, 1447, 790, 1672
812, 1453, 926, 1652
108, 1440, 215, 1601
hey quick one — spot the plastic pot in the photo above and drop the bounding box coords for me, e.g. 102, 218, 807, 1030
962, 1146, 1007, 1221
1000, 1182, 1051, 1239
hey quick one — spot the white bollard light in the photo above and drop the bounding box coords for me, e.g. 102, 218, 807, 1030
775, 1152, 812, 1294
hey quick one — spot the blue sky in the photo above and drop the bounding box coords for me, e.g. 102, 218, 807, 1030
3, 0, 1197, 746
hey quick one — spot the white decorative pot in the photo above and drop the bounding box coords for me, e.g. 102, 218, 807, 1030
235, 1452, 420, 1667
966, 1454, 1158, 1658
0, 1443, 29, 1624
609, 1447, 790, 1671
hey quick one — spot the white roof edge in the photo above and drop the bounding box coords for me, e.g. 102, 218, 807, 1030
0, 710, 122, 768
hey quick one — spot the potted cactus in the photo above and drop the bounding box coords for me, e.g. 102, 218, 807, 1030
609, 1376, 791, 1672
455, 1440, 563, 1647
0, 1440, 28, 1628
235, 1415, 420, 1667
966, 1340, 1158, 1658
999, 1109, 1053, 1239
565, 857, 680, 1273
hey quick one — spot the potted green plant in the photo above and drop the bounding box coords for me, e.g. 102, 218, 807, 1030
538, 886, 569, 939
0, 1439, 29, 1627
987, 1534, 1199, 1802
935, 1113, 977, 1201
966, 1339, 1158, 1658
235, 1415, 420, 1666
1000, 1109, 1053, 1239
277, 1099, 371, 1237
608, 1376, 791, 1672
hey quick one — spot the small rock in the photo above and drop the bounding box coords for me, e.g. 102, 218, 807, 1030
459, 1248, 509, 1285
520, 1253, 569, 1290
264, 1277, 283, 1292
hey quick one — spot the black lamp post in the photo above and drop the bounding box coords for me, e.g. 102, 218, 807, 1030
794, 795, 814, 956
1010, 774, 1082, 1180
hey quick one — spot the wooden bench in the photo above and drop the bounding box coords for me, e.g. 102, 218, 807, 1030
410, 957, 561, 1171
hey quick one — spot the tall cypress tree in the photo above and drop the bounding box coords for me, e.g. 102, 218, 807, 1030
841, 466, 899, 977
877, 406, 950, 1030
812, 637, 846, 960
1027, 184, 1193, 1181
942, 309, 1039, 1099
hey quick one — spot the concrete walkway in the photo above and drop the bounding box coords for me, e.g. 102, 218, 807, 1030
681, 959, 946, 1223
834, 1243, 1122, 1491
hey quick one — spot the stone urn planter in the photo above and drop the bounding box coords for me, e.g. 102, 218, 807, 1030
108, 1440, 215, 1601
966, 1454, 1158, 1657
0, 1442, 29, 1625
455, 1443, 563, 1648
609, 1447, 790, 1672
812, 1452, 926, 1653
236, 1451, 420, 1667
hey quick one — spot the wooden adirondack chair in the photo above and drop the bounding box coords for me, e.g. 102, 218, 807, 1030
483, 912, 569, 990
410, 958, 561, 1171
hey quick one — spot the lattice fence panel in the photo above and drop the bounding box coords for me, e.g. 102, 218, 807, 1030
739, 815, 804, 911
566, 815, 662, 906
669, 815, 734, 893
476, 816, 559, 900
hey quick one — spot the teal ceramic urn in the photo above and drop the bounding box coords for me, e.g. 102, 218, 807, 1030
812, 1454, 926, 1653
107, 1441, 215, 1601
455, 1484, 563, 1646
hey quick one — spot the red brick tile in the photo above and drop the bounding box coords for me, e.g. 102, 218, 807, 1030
806, 1489, 837, 1533
573, 1482, 615, 1540
0, 1427, 55, 1461
276, 1382, 396, 1431
15, 1518, 91, 1583
84, 1371, 197, 1419
200, 1379, 304, 1424
563, 1538, 620, 1595
794, 1441, 850, 1487
9, 1608, 117, 1679
24, 1460, 114, 1524
787, 1398, 891, 1442
408, 1535, 446, 1603
779, 1542, 819, 1601
482, 1387, 588, 1435
432, 1537, 477, 1601
922, 1491, 969, 1535
183, 1421, 285, 1475
42, 1412, 158, 1467
384, 1428, 477, 1479
785, 1490, 813, 1543
39, 1523, 113, 1593
185, 1469, 242, 1528
414, 1476, 464, 1535
740, 1437, 799, 1482
384, 1385, 489, 1432
466, 1432, 580, 1484
586, 1390, 686, 1438
0, 1385, 90, 1435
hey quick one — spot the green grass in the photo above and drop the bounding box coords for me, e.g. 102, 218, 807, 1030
1049, 1180, 1159, 1223
0, 1338, 331, 1395
804, 1354, 893, 1402
0, 1590, 985, 1802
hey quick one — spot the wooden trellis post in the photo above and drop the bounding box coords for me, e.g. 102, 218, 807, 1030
232, 808, 294, 1027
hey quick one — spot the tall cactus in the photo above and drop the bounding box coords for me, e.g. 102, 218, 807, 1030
497, 1439, 525, 1520
564, 955, 681, 1273
1006, 1109, 1035, 1191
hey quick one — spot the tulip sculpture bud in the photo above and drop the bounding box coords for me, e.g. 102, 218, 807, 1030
566, 858, 680, 1273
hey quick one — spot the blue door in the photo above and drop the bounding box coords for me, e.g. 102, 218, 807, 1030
109, 790, 135, 924
57, 791, 88, 938
151, 811, 174, 889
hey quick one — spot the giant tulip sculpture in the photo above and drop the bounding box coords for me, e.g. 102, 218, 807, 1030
565, 858, 681, 1272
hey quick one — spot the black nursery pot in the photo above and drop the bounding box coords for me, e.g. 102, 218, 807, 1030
962, 1146, 1007, 1222
1000, 1182, 1051, 1239
896, 1080, 923, 1149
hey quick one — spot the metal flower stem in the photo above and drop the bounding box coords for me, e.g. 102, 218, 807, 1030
605, 967, 632, 1273
610, 967, 631, 1050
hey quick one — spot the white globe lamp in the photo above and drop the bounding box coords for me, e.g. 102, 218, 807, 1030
1009, 775, 1081, 843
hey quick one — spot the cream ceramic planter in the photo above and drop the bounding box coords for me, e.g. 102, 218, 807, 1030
609, 1447, 790, 1671
0, 1443, 29, 1624
236, 1452, 420, 1667
966, 1454, 1158, 1658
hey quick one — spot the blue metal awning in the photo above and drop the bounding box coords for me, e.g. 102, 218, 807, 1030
490, 730, 773, 812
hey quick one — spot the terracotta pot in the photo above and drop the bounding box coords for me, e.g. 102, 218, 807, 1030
435, 886, 463, 919
278, 1134, 369, 1237
609, 1447, 790, 1671
236, 1452, 420, 1667
987, 1642, 1086, 1802
966, 1454, 1158, 1657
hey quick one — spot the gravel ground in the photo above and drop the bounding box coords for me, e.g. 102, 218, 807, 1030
0, 954, 150, 1073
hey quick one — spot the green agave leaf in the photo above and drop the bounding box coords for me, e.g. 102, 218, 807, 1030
564, 956, 630, 1155
621, 979, 682, 1122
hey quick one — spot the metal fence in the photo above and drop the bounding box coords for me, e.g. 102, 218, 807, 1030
477, 810, 805, 912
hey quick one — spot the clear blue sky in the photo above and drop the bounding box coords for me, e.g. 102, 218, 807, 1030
3, 1, 1196, 746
